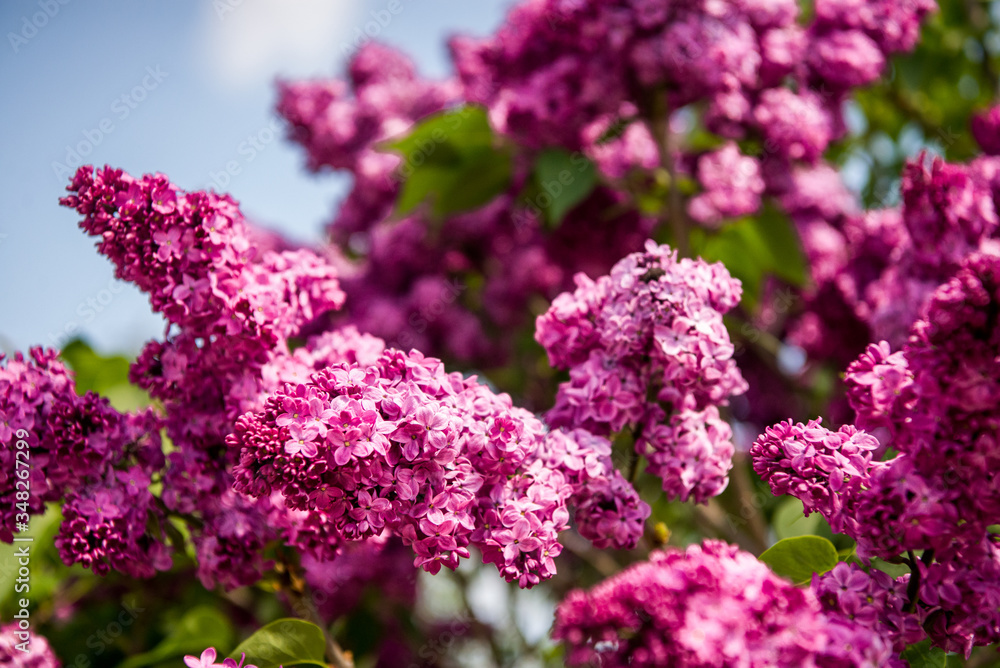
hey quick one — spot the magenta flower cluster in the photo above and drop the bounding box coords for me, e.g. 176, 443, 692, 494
750, 419, 880, 535
56, 166, 364, 589
230, 348, 648, 587
755, 249, 1000, 654
0, 348, 168, 576
553, 539, 895, 668
537, 240, 746, 502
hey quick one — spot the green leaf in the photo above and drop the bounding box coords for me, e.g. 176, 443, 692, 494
383, 106, 493, 163
689, 206, 807, 311
383, 106, 511, 219
772, 497, 822, 541
758, 536, 839, 585
59, 338, 150, 411
901, 640, 960, 668
118, 606, 234, 668
532, 148, 598, 227
228, 618, 328, 668
435, 145, 512, 217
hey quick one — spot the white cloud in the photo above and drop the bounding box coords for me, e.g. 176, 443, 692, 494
200, 0, 363, 89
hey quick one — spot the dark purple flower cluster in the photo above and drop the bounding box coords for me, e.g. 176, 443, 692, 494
0, 348, 168, 576
553, 539, 895, 667
756, 249, 1000, 655
784, 150, 1000, 366
537, 241, 746, 502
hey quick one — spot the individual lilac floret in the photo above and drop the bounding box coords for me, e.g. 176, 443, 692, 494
536, 240, 746, 503
552, 540, 895, 667
750, 418, 880, 533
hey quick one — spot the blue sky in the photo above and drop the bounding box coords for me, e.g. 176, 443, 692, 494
0, 0, 510, 355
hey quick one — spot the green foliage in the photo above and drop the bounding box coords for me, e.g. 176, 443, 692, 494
119, 606, 235, 668
689, 205, 807, 310
228, 618, 328, 668
838, 0, 999, 206
529, 148, 598, 227
758, 536, 839, 585
383, 106, 512, 219
59, 338, 149, 411
901, 640, 963, 667
772, 497, 823, 541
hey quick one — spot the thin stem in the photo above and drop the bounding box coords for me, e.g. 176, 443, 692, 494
904, 549, 934, 614
627, 422, 645, 483
451, 568, 510, 667
276, 550, 354, 668
647, 90, 690, 258
560, 530, 621, 578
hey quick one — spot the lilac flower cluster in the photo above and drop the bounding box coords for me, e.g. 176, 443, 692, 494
536, 241, 746, 502
750, 418, 880, 535
231, 347, 648, 587
452, 0, 932, 203
56, 166, 365, 588
277, 42, 457, 240
812, 563, 922, 656
783, 150, 1000, 366
756, 249, 1000, 654
0, 348, 169, 576
279, 47, 657, 368
539, 429, 650, 549
553, 540, 895, 667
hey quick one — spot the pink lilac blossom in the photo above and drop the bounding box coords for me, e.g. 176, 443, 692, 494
687, 142, 765, 225
811, 562, 923, 656
0, 623, 60, 668
753, 88, 836, 163
231, 348, 582, 587
539, 429, 649, 549
277, 42, 457, 239
553, 540, 895, 668
58, 165, 359, 588
0, 348, 172, 578
537, 241, 747, 502
813, 0, 937, 54
792, 249, 1000, 653
750, 418, 880, 535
